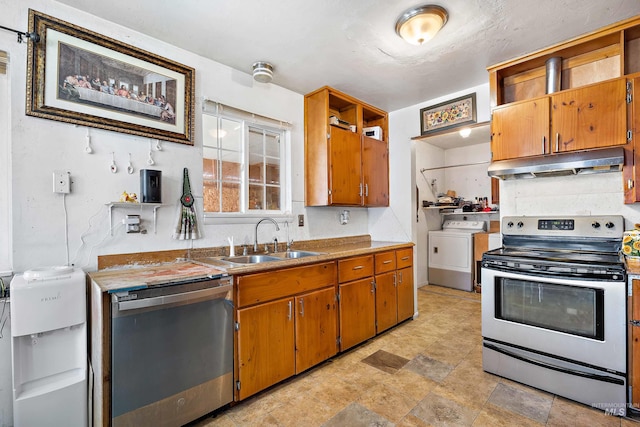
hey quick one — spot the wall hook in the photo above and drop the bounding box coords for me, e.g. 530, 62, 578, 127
127, 153, 134, 174
147, 140, 155, 165
110, 152, 118, 173
84, 128, 93, 154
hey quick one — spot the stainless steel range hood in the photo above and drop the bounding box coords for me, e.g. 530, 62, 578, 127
487, 146, 624, 180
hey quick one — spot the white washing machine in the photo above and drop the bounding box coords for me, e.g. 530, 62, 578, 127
428, 220, 485, 291
11, 266, 87, 427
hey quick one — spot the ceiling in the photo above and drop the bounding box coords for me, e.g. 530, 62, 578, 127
55, 0, 640, 112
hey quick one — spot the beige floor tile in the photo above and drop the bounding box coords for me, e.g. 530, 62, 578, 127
410, 391, 479, 426
383, 367, 438, 401
434, 360, 499, 411
357, 382, 419, 422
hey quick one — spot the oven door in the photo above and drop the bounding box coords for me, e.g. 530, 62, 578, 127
481, 266, 626, 373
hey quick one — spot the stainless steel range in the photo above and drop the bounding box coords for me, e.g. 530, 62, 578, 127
481, 215, 627, 416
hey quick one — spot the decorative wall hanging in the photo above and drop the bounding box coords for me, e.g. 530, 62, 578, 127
419, 92, 476, 136
26, 9, 195, 145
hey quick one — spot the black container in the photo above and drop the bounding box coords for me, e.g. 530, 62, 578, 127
140, 169, 162, 203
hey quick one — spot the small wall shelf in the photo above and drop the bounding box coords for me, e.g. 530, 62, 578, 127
107, 202, 164, 235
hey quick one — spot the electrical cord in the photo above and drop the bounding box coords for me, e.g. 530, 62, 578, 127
63, 192, 69, 266
70, 205, 109, 268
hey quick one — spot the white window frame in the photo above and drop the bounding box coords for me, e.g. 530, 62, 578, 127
202, 101, 292, 225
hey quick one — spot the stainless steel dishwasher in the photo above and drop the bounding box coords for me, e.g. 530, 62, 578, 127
110, 275, 233, 427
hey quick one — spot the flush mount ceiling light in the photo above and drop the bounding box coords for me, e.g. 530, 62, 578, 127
252, 61, 274, 83
395, 5, 448, 45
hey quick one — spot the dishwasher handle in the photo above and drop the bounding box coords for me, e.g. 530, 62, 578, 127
116, 284, 232, 311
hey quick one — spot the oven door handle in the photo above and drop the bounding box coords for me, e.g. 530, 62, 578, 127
484, 342, 625, 385
117, 284, 232, 311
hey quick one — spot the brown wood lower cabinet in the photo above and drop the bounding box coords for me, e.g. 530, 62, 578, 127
397, 264, 414, 321
235, 262, 337, 400
339, 277, 376, 350
295, 287, 337, 373
338, 255, 376, 351
236, 297, 295, 400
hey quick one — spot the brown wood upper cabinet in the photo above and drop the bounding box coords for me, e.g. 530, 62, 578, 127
488, 16, 640, 164
304, 86, 389, 207
491, 78, 627, 161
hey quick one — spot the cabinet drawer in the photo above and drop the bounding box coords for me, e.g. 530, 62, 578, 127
374, 251, 396, 274
338, 255, 374, 283
396, 248, 413, 269
237, 262, 336, 307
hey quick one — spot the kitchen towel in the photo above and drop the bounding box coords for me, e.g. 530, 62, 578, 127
173, 168, 201, 240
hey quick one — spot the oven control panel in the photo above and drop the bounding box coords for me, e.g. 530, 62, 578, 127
538, 219, 574, 230
502, 215, 624, 238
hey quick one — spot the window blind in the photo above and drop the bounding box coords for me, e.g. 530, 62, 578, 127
202, 99, 292, 130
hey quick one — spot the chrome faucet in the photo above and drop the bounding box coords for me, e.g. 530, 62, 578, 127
254, 218, 280, 253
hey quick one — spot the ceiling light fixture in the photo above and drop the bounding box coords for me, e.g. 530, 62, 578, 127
252, 61, 274, 83
395, 5, 448, 46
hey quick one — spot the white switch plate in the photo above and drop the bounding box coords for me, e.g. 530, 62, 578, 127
53, 170, 71, 193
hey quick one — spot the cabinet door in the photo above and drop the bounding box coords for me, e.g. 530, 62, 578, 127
295, 287, 337, 373
626, 76, 640, 204
397, 266, 414, 322
236, 298, 295, 400
375, 271, 397, 333
362, 135, 389, 207
551, 78, 627, 152
339, 278, 376, 351
491, 97, 550, 160
329, 126, 362, 205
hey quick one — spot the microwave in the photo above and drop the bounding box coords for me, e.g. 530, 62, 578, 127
363, 126, 382, 140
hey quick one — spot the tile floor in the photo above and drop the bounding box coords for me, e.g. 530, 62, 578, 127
191, 285, 639, 427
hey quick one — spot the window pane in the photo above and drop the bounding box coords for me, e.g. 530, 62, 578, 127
220, 151, 242, 183
248, 184, 264, 210
266, 186, 280, 210
220, 118, 242, 151
266, 160, 280, 185
248, 154, 264, 183
203, 180, 220, 212
265, 132, 280, 159
221, 183, 241, 212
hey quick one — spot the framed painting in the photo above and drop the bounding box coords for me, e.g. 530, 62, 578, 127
26, 9, 195, 145
420, 93, 476, 136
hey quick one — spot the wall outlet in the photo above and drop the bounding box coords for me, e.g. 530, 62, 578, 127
53, 170, 71, 194
298, 214, 304, 227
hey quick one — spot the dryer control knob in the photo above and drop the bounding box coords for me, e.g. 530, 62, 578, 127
517, 221, 524, 228
507, 221, 514, 228
605, 222, 615, 229
592, 221, 601, 229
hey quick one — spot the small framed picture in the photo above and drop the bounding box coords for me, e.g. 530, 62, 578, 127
420, 93, 477, 136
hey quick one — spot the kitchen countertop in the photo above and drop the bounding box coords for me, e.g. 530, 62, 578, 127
89, 238, 413, 293
88, 261, 228, 293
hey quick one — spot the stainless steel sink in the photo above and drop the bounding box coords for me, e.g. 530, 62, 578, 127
221, 255, 281, 264
273, 250, 324, 259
